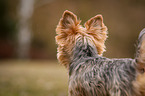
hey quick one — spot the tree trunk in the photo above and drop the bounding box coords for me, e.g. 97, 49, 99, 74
17, 0, 34, 59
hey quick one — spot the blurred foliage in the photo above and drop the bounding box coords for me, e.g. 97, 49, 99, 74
1, 0, 145, 59
0, 0, 18, 40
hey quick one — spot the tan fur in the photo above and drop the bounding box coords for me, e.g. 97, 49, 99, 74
133, 73, 145, 96
138, 35, 145, 68
55, 10, 83, 68
85, 15, 108, 55
136, 35, 145, 73
55, 10, 108, 68
134, 34, 145, 96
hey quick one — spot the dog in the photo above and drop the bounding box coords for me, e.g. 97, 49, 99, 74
55, 10, 145, 96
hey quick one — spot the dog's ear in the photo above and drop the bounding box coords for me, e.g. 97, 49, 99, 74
84, 15, 108, 56
84, 15, 104, 30
55, 10, 81, 68
58, 10, 80, 29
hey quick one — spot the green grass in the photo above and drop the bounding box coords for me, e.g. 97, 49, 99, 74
0, 60, 68, 96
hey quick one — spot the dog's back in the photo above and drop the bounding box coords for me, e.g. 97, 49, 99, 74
69, 37, 137, 96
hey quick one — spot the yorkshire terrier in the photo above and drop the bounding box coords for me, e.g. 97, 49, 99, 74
55, 10, 145, 96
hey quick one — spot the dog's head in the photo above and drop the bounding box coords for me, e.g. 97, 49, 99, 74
55, 10, 108, 67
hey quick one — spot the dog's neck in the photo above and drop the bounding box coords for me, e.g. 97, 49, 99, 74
71, 36, 99, 62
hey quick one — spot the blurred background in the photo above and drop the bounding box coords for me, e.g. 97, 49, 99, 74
0, 0, 145, 96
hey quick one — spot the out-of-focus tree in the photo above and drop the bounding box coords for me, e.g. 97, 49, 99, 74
17, 0, 35, 59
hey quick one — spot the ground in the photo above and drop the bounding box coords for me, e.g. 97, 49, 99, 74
0, 60, 68, 96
